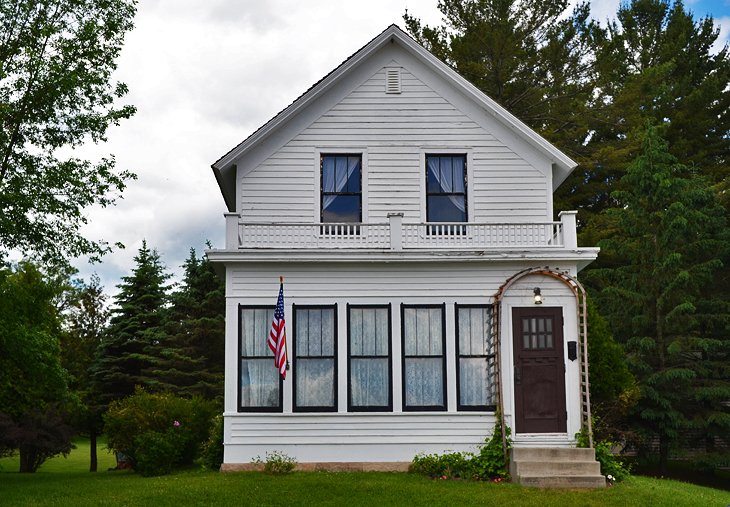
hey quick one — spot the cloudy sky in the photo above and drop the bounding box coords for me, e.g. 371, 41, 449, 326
70, 0, 730, 296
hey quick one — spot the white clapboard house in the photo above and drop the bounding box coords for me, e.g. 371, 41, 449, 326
208, 25, 601, 480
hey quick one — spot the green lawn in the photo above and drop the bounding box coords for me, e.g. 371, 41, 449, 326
1, 441, 728, 507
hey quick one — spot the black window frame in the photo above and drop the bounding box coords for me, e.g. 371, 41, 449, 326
347, 304, 393, 412
237, 304, 283, 413
425, 153, 467, 224
400, 303, 447, 412
320, 153, 362, 224
455, 304, 496, 412
292, 304, 338, 413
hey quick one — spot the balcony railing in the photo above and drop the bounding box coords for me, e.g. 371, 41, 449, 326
225, 211, 579, 251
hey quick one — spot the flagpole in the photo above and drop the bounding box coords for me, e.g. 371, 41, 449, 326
280, 275, 290, 373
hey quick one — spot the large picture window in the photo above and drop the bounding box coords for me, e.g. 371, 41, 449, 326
401, 304, 446, 411
456, 305, 496, 411
426, 154, 467, 223
347, 305, 392, 411
293, 305, 337, 412
321, 154, 361, 223
239, 306, 282, 412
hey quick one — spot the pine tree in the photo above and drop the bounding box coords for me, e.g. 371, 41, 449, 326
145, 248, 225, 400
587, 126, 730, 472
92, 241, 170, 407
562, 0, 730, 229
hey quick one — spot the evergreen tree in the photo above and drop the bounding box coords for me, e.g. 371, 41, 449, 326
145, 248, 225, 400
92, 241, 170, 407
562, 0, 730, 229
586, 126, 730, 472
404, 0, 599, 171
61, 274, 109, 472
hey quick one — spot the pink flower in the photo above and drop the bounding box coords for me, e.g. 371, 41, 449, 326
173, 420, 181, 427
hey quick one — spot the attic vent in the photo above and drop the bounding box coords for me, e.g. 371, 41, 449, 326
385, 68, 401, 94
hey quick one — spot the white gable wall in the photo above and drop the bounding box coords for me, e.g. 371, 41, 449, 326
235, 44, 552, 224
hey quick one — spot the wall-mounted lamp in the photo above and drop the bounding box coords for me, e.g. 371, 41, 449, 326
533, 287, 543, 305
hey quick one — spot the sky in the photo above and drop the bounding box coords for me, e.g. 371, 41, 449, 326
67, 0, 730, 297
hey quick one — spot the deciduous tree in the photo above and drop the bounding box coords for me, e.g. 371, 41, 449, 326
0, 0, 137, 263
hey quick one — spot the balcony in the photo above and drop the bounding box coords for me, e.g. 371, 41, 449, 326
224, 211, 579, 252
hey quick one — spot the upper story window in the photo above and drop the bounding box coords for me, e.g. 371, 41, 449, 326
426, 154, 467, 222
321, 154, 361, 223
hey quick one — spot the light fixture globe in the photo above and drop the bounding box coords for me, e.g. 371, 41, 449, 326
533, 287, 543, 305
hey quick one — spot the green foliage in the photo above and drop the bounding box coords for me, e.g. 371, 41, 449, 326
253, 451, 297, 475
0, 0, 138, 264
132, 430, 182, 477
144, 248, 225, 400
200, 415, 224, 471
576, 426, 631, 482
104, 389, 216, 475
0, 261, 75, 472
587, 125, 730, 471
410, 423, 511, 480
92, 241, 171, 407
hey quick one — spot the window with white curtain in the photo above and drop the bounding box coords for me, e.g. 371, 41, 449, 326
401, 304, 446, 411
321, 154, 361, 223
426, 154, 466, 222
456, 305, 496, 411
293, 305, 337, 412
239, 306, 281, 411
348, 305, 392, 411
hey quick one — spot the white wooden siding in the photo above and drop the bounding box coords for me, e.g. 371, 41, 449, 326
239, 66, 548, 223
224, 413, 495, 463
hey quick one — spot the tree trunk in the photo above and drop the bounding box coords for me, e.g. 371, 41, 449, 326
659, 435, 670, 475
89, 430, 98, 472
19, 446, 37, 473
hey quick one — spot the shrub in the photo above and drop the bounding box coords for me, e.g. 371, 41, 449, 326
576, 425, 631, 481
105, 389, 216, 476
253, 451, 297, 474
200, 414, 224, 470
410, 422, 511, 480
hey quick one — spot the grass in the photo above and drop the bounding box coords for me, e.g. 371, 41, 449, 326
0, 437, 117, 474
0, 442, 728, 507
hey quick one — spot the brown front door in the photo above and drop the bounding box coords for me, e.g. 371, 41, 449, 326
512, 307, 566, 433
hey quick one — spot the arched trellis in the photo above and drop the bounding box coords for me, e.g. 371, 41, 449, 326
491, 266, 593, 456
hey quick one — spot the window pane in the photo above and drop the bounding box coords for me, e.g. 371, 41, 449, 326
375, 308, 389, 356
321, 308, 335, 356
350, 308, 363, 355
350, 357, 388, 407
322, 157, 336, 192
427, 196, 466, 222
322, 195, 360, 222
296, 358, 335, 407
405, 357, 443, 407
459, 357, 488, 407
241, 358, 279, 407
241, 308, 272, 357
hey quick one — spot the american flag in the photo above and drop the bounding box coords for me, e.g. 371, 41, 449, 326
268, 281, 287, 379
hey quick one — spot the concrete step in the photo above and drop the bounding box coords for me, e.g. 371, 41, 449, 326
512, 459, 601, 476
511, 447, 595, 462
509, 447, 605, 489
518, 474, 606, 489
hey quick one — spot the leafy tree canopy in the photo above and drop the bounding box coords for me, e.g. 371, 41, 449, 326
0, 0, 138, 264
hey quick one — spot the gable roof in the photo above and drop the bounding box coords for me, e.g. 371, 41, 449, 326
212, 24, 577, 212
